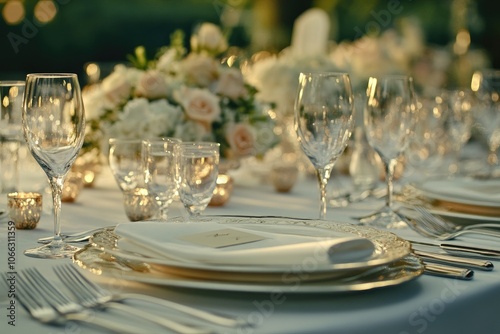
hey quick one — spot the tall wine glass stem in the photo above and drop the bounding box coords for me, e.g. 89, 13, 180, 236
50, 176, 64, 245
384, 159, 397, 209
316, 168, 330, 220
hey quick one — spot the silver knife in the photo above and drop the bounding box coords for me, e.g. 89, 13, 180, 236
407, 238, 500, 258
424, 262, 474, 280
414, 250, 494, 271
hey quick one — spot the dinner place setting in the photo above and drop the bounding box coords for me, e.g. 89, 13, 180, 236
1, 4, 500, 334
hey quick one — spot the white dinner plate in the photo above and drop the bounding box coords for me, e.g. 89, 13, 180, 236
87, 216, 411, 283
73, 246, 423, 294
413, 178, 500, 208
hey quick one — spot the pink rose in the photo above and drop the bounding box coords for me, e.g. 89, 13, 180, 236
225, 123, 255, 157
181, 53, 219, 87
179, 87, 221, 125
135, 70, 168, 99
216, 68, 247, 100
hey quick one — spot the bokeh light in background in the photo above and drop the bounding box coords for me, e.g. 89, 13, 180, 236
34, 0, 57, 24
0, 0, 499, 85
2, 0, 25, 25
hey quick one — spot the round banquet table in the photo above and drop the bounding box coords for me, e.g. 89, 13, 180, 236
1, 166, 500, 334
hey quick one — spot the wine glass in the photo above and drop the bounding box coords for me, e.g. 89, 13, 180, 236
178, 142, 219, 217
108, 138, 144, 192
142, 138, 181, 220
470, 69, 500, 178
361, 75, 415, 229
22, 73, 85, 258
294, 72, 354, 219
0, 81, 25, 193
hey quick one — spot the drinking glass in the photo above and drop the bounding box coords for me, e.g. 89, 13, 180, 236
0, 81, 25, 193
470, 69, 500, 178
361, 75, 414, 229
442, 89, 473, 175
142, 138, 181, 220
108, 138, 144, 192
22, 73, 85, 258
294, 72, 354, 219
178, 142, 219, 217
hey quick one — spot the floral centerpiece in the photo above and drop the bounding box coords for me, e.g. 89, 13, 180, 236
82, 23, 278, 162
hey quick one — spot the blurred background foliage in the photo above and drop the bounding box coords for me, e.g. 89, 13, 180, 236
1, 0, 499, 86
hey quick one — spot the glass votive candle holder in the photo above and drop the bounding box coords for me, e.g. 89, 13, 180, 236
271, 164, 299, 193
123, 187, 158, 221
209, 174, 234, 206
7, 192, 43, 229
62, 171, 84, 203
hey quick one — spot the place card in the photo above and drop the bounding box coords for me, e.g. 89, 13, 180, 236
179, 228, 267, 248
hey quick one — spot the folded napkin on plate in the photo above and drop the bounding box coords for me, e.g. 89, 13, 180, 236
115, 222, 376, 267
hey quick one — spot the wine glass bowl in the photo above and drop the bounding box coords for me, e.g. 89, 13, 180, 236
361, 75, 415, 228
142, 138, 181, 220
178, 142, 220, 217
294, 72, 354, 219
22, 73, 85, 258
108, 138, 144, 192
470, 69, 500, 178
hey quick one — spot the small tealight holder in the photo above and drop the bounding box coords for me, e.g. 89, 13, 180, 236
271, 164, 299, 193
123, 187, 158, 221
209, 174, 234, 206
7, 192, 43, 229
62, 171, 84, 203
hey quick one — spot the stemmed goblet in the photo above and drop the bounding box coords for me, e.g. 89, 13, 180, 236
294, 72, 354, 219
22, 73, 85, 258
142, 138, 181, 220
470, 69, 500, 178
361, 75, 415, 229
178, 142, 220, 217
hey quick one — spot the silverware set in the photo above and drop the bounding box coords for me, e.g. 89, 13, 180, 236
2, 264, 250, 334
399, 205, 500, 280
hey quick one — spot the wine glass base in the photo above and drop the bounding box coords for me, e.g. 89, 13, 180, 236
359, 206, 409, 229
24, 243, 80, 259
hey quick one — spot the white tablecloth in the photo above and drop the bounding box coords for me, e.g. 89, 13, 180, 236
1, 167, 500, 334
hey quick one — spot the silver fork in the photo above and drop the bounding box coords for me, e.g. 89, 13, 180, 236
414, 206, 500, 233
1, 270, 143, 334
54, 264, 249, 329
407, 211, 500, 241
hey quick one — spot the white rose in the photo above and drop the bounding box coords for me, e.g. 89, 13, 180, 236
191, 23, 227, 54
177, 87, 221, 125
156, 48, 178, 73
135, 70, 168, 99
181, 53, 219, 87
216, 68, 247, 100
148, 99, 183, 133
101, 65, 132, 107
82, 85, 107, 120
225, 123, 255, 157
174, 121, 210, 142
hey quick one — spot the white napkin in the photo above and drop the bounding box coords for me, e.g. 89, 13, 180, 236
416, 178, 500, 206
115, 221, 375, 267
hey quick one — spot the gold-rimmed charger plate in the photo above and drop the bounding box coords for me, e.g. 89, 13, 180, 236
73, 245, 423, 294
86, 216, 412, 283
